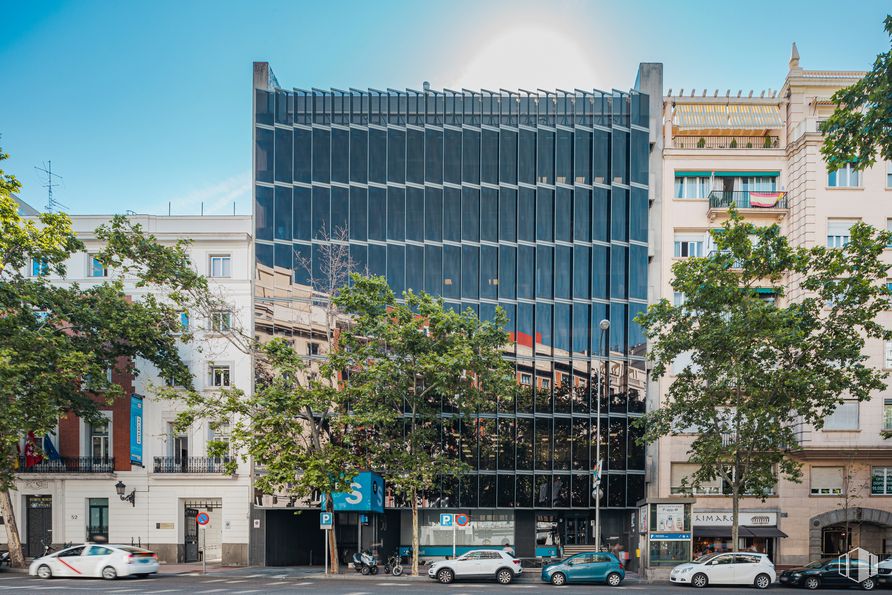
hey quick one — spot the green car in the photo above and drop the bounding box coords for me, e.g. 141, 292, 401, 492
540, 552, 625, 586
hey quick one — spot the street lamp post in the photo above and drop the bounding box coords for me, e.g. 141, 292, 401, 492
595, 319, 610, 552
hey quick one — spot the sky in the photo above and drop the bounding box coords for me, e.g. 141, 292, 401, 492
0, 0, 889, 215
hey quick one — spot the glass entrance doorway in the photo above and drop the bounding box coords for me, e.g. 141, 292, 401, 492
564, 515, 591, 545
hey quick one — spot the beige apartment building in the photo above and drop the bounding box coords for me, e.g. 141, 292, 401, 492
650, 46, 892, 566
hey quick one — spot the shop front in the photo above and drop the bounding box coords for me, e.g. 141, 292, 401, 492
692, 511, 786, 561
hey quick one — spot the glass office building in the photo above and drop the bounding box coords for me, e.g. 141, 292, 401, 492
251, 62, 651, 563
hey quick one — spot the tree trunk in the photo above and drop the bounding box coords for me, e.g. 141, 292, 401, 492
411, 489, 419, 576
0, 489, 24, 568
731, 487, 740, 554
324, 494, 339, 574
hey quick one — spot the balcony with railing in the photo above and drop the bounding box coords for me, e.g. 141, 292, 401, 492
153, 456, 229, 474
673, 136, 780, 150
707, 190, 788, 219
17, 456, 114, 473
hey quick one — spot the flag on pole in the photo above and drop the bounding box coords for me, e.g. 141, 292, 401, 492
43, 435, 61, 460
592, 460, 603, 488
24, 432, 43, 468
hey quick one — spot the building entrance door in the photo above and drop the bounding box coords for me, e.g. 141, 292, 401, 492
26, 495, 52, 557
184, 507, 199, 562
564, 515, 591, 545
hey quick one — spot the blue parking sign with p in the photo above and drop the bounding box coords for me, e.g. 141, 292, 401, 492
440, 513, 453, 527
320, 512, 333, 530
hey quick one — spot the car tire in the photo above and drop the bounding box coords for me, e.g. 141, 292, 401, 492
691, 572, 708, 588
36, 565, 52, 579
754, 573, 771, 589
360, 565, 370, 576
101, 566, 117, 580
861, 577, 876, 591
606, 572, 622, 587
437, 568, 454, 584
496, 568, 513, 584
550, 572, 567, 586
804, 576, 820, 590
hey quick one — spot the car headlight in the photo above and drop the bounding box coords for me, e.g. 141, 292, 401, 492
678, 567, 691, 574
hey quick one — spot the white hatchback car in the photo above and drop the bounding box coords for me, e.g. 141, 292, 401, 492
428, 550, 523, 584
670, 552, 776, 589
29, 544, 159, 580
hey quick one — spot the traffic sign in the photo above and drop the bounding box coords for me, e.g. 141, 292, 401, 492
196, 511, 210, 528
320, 511, 333, 530
439, 513, 453, 527
455, 513, 470, 527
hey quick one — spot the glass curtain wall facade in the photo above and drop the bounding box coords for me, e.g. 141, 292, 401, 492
253, 70, 649, 537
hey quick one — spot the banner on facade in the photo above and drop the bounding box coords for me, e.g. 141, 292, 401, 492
130, 394, 144, 466
692, 511, 777, 526
320, 471, 384, 513
655, 503, 685, 532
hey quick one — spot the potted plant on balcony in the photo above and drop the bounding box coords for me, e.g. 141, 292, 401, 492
697, 137, 706, 148
730, 138, 738, 148
763, 136, 773, 149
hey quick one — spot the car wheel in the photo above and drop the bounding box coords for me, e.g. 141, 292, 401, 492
804, 576, 820, 590
360, 565, 370, 576
861, 577, 876, 591
754, 573, 771, 589
606, 572, 622, 587
101, 566, 117, 580
496, 568, 513, 584
691, 572, 708, 588
437, 568, 454, 584
550, 572, 567, 586
36, 565, 52, 579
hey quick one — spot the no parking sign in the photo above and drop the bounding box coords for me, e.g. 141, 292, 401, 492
455, 513, 470, 527
196, 511, 210, 528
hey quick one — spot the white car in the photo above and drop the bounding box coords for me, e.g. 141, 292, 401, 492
670, 552, 776, 589
428, 549, 523, 584
29, 543, 159, 580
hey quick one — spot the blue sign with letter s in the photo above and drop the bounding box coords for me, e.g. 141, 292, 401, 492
130, 394, 144, 465
321, 472, 385, 513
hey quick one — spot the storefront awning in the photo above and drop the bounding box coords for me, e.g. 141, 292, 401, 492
694, 525, 786, 538
674, 103, 783, 131
748, 527, 788, 538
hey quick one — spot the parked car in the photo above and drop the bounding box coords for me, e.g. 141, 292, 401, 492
427, 550, 522, 584
540, 551, 625, 586
778, 558, 876, 590
877, 556, 892, 586
670, 552, 776, 589
29, 544, 159, 580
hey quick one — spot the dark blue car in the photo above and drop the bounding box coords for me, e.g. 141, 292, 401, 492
540, 551, 625, 586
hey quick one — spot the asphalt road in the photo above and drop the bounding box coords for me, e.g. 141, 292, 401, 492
0, 571, 888, 594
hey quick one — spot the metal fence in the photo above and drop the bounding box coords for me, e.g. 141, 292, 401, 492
17, 456, 114, 473
153, 456, 229, 473
674, 136, 780, 149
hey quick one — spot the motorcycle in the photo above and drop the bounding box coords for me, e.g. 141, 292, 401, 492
382, 550, 403, 576
0, 551, 10, 567
351, 550, 379, 575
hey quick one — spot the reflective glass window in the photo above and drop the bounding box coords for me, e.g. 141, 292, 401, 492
255, 127, 273, 183
555, 245, 570, 299
293, 187, 311, 240
293, 128, 311, 183
369, 128, 386, 183
612, 130, 628, 185
591, 302, 608, 356
517, 245, 534, 299
631, 128, 648, 185
611, 245, 627, 299
480, 188, 498, 242
387, 244, 405, 295
611, 188, 628, 242
630, 187, 648, 243
518, 187, 535, 241
444, 187, 461, 242
349, 187, 367, 241
482, 129, 499, 184
573, 245, 589, 300
575, 129, 592, 184
536, 245, 553, 299
350, 128, 368, 183
499, 188, 516, 242
312, 128, 330, 183
425, 128, 443, 184
518, 128, 536, 185
555, 187, 571, 242
406, 187, 424, 241
424, 245, 442, 294
592, 187, 608, 242
516, 418, 533, 469
256, 243, 273, 270
628, 302, 647, 357
406, 244, 423, 292
537, 130, 554, 184
387, 129, 406, 183
406, 128, 424, 184
629, 244, 647, 300
481, 245, 498, 299
554, 418, 571, 468
628, 424, 645, 470
425, 187, 443, 242
255, 89, 273, 125
387, 187, 405, 241
574, 188, 590, 242
444, 128, 461, 184
368, 244, 386, 277
462, 188, 479, 241
554, 303, 570, 353
462, 129, 480, 184
293, 244, 311, 285
274, 186, 292, 241
274, 242, 291, 271
368, 187, 386, 240
593, 128, 609, 185
609, 418, 627, 470
256, 186, 274, 241
610, 302, 627, 354
500, 129, 517, 184
311, 186, 329, 239
572, 303, 590, 357
592, 244, 608, 299
462, 246, 479, 299
274, 127, 292, 183
331, 187, 348, 235
555, 128, 572, 185
498, 419, 515, 470
331, 128, 348, 183
499, 245, 516, 299
443, 245, 460, 298
536, 188, 553, 241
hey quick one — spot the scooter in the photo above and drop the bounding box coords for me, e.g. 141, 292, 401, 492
0, 551, 10, 567
351, 550, 379, 575
382, 550, 403, 576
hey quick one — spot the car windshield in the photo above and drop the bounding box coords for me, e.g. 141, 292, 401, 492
805, 559, 830, 569
693, 553, 721, 564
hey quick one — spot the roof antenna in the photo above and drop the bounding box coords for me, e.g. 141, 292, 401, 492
35, 161, 67, 212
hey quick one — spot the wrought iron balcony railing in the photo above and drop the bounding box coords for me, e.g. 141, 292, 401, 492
17, 456, 114, 473
674, 136, 780, 150
153, 456, 229, 474
708, 190, 788, 210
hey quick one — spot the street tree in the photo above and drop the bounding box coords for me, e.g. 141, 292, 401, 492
0, 149, 200, 567
330, 275, 515, 575
820, 15, 892, 171
636, 210, 891, 549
